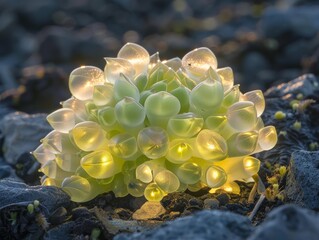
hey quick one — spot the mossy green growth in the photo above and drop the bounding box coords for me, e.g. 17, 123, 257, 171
33, 43, 278, 202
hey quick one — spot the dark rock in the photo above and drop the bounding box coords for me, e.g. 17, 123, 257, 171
44, 222, 75, 240
286, 150, 319, 209
203, 198, 220, 209
249, 205, 319, 240
115, 210, 253, 240
0, 179, 70, 214
216, 193, 230, 206
0, 112, 51, 164
264, 74, 319, 98
242, 52, 270, 76
0, 159, 21, 180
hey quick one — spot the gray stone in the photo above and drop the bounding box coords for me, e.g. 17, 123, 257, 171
132, 202, 166, 220
0, 179, 70, 213
264, 74, 319, 98
286, 150, 319, 209
44, 222, 75, 240
115, 210, 253, 240
0, 112, 51, 164
249, 205, 319, 240
0, 159, 21, 181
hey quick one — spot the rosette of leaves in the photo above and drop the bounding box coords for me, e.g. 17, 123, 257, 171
33, 43, 277, 202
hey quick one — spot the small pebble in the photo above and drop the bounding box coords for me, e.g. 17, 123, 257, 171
188, 198, 203, 207
132, 201, 166, 220
216, 193, 230, 205
203, 198, 220, 209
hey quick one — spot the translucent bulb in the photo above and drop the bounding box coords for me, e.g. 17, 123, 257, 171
176, 162, 201, 184
47, 108, 75, 133
62, 176, 92, 202
144, 183, 164, 201
170, 86, 190, 113
168, 113, 203, 138
137, 127, 169, 159
127, 179, 146, 197
113, 174, 129, 197
243, 90, 265, 117
149, 52, 160, 70
117, 42, 150, 77
55, 153, 80, 172
217, 67, 234, 92
33, 144, 55, 165
93, 84, 113, 106
144, 91, 181, 127
41, 160, 72, 180
227, 101, 257, 131
155, 170, 180, 193
190, 79, 224, 110
62, 97, 88, 121
136, 164, 153, 183
258, 126, 278, 150
162, 57, 182, 71
227, 131, 258, 157
114, 73, 140, 102
104, 58, 135, 84
206, 166, 227, 188
108, 133, 138, 159
166, 140, 192, 163
81, 150, 115, 179
222, 85, 240, 107
196, 129, 227, 161
98, 107, 117, 130
205, 115, 227, 131
42, 177, 59, 187
182, 47, 218, 79
243, 156, 260, 175
71, 121, 105, 152
114, 97, 145, 128
69, 66, 104, 100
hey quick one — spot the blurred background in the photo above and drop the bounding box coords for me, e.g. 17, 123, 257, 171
0, 0, 318, 113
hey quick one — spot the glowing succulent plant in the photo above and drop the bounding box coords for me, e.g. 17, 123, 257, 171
33, 43, 277, 202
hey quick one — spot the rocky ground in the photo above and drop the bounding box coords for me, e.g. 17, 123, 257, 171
1, 0, 319, 239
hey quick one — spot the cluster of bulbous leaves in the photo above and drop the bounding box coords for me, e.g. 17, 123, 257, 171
33, 43, 278, 203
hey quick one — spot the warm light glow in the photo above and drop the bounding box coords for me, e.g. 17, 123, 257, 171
34, 43, 277, 203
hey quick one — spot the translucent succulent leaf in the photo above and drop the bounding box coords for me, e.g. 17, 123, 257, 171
144, 91, 180, 127
98, 107, 117, 130
139, 90, 152, 105
127, 179, 146, 197
137, 127, 169, 159
109, 133, 138, 159
62, 97, 88, 121
166, 140, 193, 163
176, 162, 201, 184
136, 163, 153, 183
115, 97, 145, 128
243, 156, 260, 176
149, 52, 160, 70
81, 150, 115, 179
47, 108, 75, 133
144, 183, 164, 201
33, 144, 55, 165
176, 69, 196, 89
163, 57, 182, 71
188, 181, 205, 192
205, 67, 222, 83
69, 66, 105, 100
113, 173, 128, 197
56, 153, 80, 172
220, 182, 241, 194
41, 160, 72, 180
258, 126, 277, 150
61, 176, 92, 202
205, 115, 227, 131
155, 170, 180, 193
222, 85, 240, 108
71, 121, 106, 152
170, 86, 190, 113
227, 131, 258, 157
182, 47, 218, 80
117, 42, 150, 77
206, 166, 227, 188
168, 113, 203, 138
42, 177, 60, 187
150, 81, 167, 92
195, 129, 228, 161
42, 130, 77, 154
104, 58, 135, 84
242, 90, 265, 117
227, 101, 257, 131
134, 74, 148, 92
190, 79, 224, 111
148, 62, 169, 88
114, 74, 140, 102
93, 84, 113, 106
217, 67, 234, 92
